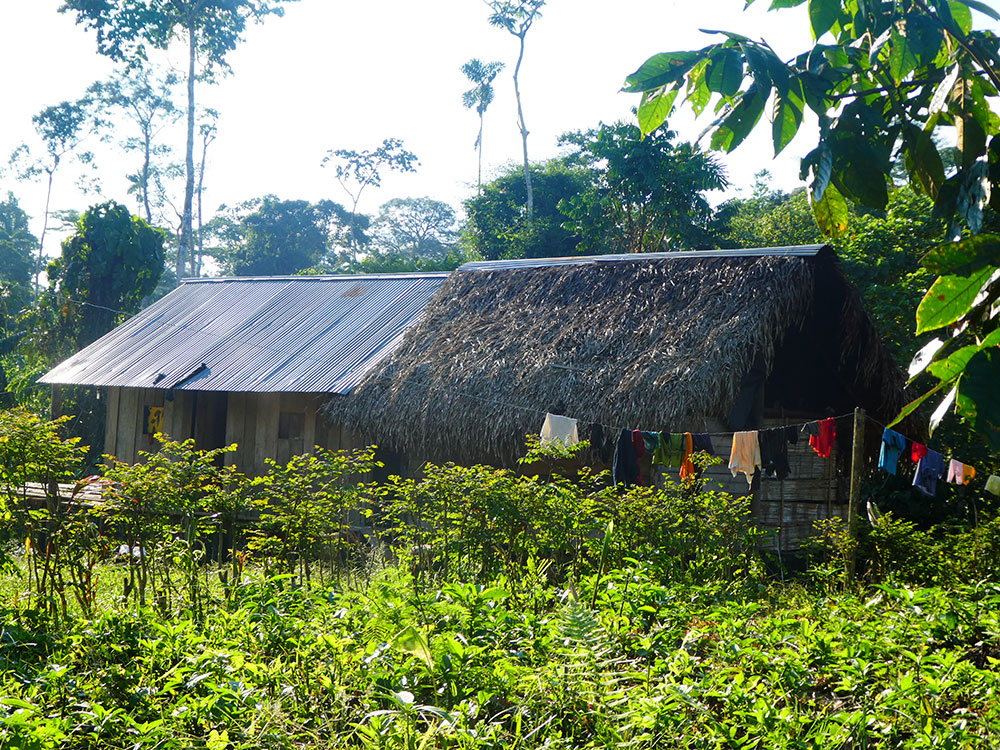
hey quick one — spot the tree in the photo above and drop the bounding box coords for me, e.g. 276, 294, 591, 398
558, 122, 727, 253
371, 197, 458, 262
0, 194, 37, 298
45, 201, 164, 349
9, 98, 96, 289
88, 65, 181, 225
207, 196, 355, 276
193, 111, 218, 277
321, 138, 419, 265
463, 160, 587, 260
484, 0, 545, 224
625, 0, 1000, 446
461, 58, 505, 191
61, 0, 296, 280
712, 172, 823, 249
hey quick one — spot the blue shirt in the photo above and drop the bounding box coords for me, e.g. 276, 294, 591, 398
878, 428, 907, 475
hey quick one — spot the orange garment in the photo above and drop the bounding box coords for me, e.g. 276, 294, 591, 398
949, 462, 976, 485
679, 432, 695, 483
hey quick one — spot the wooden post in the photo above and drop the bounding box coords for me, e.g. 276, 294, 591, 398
847, 406, 866, 578
51, 385, 63, 420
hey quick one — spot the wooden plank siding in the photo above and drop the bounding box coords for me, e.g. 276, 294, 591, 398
104, 386, 120, 457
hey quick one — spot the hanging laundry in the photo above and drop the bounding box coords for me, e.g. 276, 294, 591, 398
679, 432, 696, 483
878, 428, 907, 475
807, 417, 836, 458
652, 432, 685, 467
964, 463, 976, 484
913, 449, 946, 497
911, 442, 928, 463
613, 429, 640, 487
587, 423, 610, 463
759, 427, 791, 479
987, 475, 1000, 496
946, 460, 976, 485
729, 431, 761, 487
631, 430, 646, 458
642, 431, 659, 454
539, 413, 579, 446
784, 425, 799, 445
691, 433, 715, 455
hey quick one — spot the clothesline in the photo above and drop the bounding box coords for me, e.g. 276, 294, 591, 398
540, 408, 998, 499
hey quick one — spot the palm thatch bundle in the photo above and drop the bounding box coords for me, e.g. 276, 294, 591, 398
332, 246, 905, 467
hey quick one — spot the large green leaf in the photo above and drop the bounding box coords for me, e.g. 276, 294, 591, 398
905, 123, 945, 199
624, 51, 706, 93
927, 344, 980, 381
905, 12, 946, 66
809, 0, 841, 39
810, 182, 849, 236
954, 0, 1000, 21
638, 87, 678, 137
915, 266, 995, 334
908, 337, 946, 379
393, 625, 434, 670
710, 86, 767, 152
772, 86, 804, 155
929, 65, 960, 114
888, 25, 917, 85
960, 350, 1000, 447
705, 48, 745, 97
832, 139, 889, 209
890, 379, 949, 427
958, 115, 987, 169
922, 234, 1000, 276
947, 1, 974, 34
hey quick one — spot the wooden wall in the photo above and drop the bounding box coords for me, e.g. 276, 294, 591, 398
105, 388, 375, 476
104, 386, 169, 465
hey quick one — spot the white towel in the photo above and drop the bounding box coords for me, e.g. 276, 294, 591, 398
539, 413, 579, 446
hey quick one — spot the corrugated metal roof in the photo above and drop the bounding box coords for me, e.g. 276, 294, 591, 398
40, 273, 448, 393
458, 245, 828, 272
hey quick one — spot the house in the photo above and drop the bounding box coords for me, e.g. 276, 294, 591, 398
331, 245, 909, 550
40, 273, 448, 475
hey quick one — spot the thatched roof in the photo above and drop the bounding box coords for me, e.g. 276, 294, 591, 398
332, 246, 905, 466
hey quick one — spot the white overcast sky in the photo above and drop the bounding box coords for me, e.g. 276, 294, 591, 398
2, 0, 833, 255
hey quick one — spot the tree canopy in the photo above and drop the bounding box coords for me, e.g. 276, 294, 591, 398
559, 122, 727, 253
207, 196, 355, 277
462, 161, 587, 260
46, 201, 164, 349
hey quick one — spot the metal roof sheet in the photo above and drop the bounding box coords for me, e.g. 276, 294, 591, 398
40, 273, 448, 393
457, 245, 828, 272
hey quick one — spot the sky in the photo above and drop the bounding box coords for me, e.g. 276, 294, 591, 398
0, 0, 825, 258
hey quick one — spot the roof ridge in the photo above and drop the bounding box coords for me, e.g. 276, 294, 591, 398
180, 272, 451, 284
458, 245, 831, 272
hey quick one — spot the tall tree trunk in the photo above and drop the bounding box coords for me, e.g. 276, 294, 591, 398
477, 111, 485, 192
513, 32, 533, 224
141, 131, 153, 224
178, 20, 197, 280
194, 127, 211, 278
36, 164, 56, 291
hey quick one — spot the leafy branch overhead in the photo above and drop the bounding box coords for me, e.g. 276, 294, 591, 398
624, 0, 1000, 446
